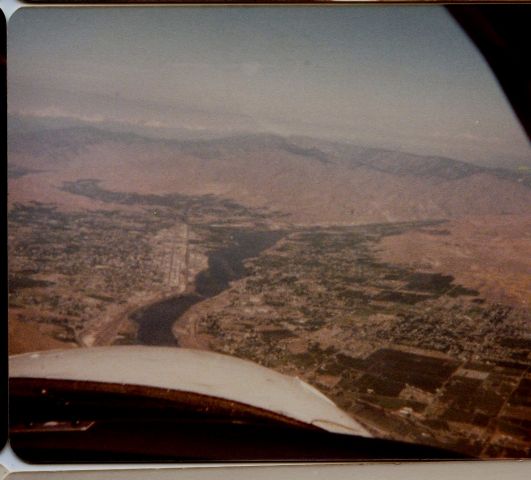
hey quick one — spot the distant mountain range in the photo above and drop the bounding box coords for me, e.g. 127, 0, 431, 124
9, 125, 531, 224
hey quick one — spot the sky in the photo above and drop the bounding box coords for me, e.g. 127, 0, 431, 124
7, 6, 531, 167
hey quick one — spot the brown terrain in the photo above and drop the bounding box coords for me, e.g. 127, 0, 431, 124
9, 128, 531, 223
9, 314, 76, 355
377, 215, 531, 308
7, 123, 531, 457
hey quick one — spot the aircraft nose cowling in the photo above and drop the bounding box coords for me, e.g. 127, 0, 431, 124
10, 345, 371, 438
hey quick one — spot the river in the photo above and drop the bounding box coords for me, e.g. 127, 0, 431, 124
130, 229, 284, 346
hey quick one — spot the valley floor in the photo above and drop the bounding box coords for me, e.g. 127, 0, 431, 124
7, 179, 531, 458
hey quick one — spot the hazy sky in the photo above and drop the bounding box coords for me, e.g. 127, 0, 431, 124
8, 6, 530, 167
